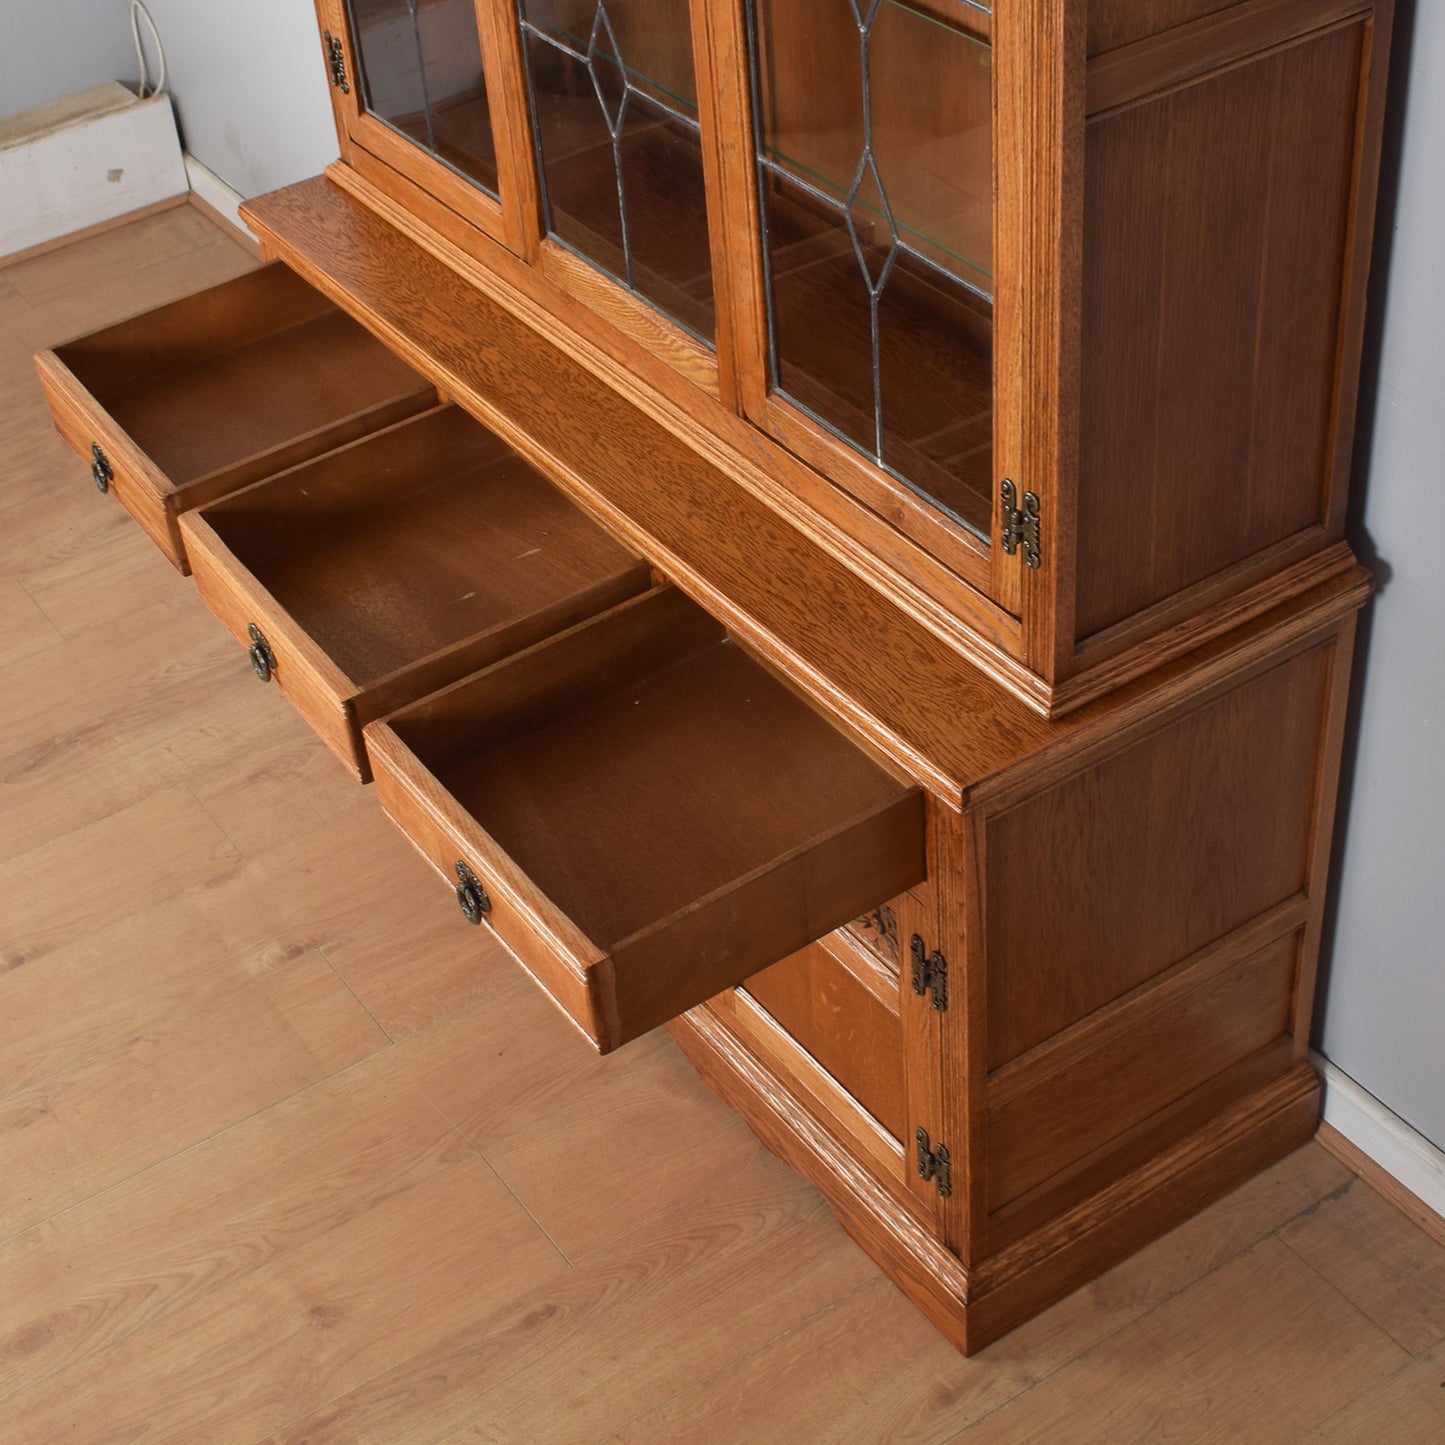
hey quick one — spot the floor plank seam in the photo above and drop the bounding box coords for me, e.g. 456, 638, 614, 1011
0, 1043, 406, 1254
1292, 1348, 1433, 1443
317, 942, 396, 1047
1279, 1168, 1359, 1227
938, 1194, 1351, 1445
1274, 1197, 1426, 1361
473, 1143, 578, 1274
600, 1276, 880, 1441
6, 573, 65, 653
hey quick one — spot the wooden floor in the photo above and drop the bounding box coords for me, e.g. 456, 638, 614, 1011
1, 207, 1443, 1445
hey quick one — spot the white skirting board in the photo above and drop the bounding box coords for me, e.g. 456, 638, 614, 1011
184, 153, 259, 246
1315, 1051, 1445, 1219
0, 83, 188, 259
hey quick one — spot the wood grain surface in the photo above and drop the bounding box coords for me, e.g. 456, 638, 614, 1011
5, 184, 1440, 1445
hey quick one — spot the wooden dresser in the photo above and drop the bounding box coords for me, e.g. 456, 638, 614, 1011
36, 0, 1393, 1351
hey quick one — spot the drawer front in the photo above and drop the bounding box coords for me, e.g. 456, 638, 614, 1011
365, 587, 927, 1053
36, 351, 185, 567
368, 738, 607, 1043
36, 263, 437, 573
184, 512, 362, 777
179, 404, 652, 783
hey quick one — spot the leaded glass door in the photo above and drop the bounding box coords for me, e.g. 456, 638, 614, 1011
320, 0, 530, 254
721, 0, 1014, 609
516, 0, 718, 345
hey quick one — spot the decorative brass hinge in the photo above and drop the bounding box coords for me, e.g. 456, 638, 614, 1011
916, 1128, 952, 1197
324, 31, 350, 93
1000, 479, 1041, 569
909, 934, 947, 1012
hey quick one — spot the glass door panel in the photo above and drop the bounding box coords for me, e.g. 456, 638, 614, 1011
348, 0, 500, 198
748, 0, 993, 538
518, 0, 716, 343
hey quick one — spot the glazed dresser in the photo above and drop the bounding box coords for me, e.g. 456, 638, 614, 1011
36, 0, 1392, 1349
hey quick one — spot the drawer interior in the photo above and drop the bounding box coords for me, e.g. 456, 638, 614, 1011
192, 404, 650, 689
391, 590, 914, 949
372, 586, 925, 1048
50, 263, 431, 489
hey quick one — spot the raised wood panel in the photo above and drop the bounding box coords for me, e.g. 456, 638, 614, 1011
1074, 22, 1364, 641
1086, 0, 1372, 113
984, 641, 1332, 1068
1088, 0, 1252, 54
986, 930, 1299, 1209
742, 941, 905, 1142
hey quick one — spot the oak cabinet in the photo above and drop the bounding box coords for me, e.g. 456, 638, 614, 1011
37, 0, 1392, 1352
317, 0, 1391, 713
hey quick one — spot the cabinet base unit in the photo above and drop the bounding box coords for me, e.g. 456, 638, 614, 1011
672, 997, 1320, 1356
676, 575, 1361, 1353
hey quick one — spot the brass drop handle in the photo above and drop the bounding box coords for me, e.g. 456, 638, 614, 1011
454, 860, 490, 925
247, 623, 276, 683
90, 443, 113, 493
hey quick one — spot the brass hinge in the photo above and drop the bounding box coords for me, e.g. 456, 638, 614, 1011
909, 934, 947, 1012
1000, 479, 1041, 569
324, 31, 350, 93
916, 1128, 952, 1197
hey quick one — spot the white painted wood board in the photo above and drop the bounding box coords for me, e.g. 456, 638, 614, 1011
0, 82, 188, 258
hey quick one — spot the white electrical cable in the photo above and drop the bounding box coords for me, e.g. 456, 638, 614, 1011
131, 1, 167, 101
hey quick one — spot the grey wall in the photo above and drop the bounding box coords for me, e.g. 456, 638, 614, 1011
1318, 0, 1445, 1150
1, 1, 138, 120
0, 3, 336, 197
135, 1, 338, 195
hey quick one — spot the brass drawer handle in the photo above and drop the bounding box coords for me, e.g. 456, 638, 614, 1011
247, 623, 276, 683
454, 860, 490, 925
90, 443, 113, 493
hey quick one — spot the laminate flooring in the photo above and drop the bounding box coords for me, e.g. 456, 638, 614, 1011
1, 205, 1441, 1444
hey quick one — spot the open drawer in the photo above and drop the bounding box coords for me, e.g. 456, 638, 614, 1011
365, 586, 927, 1052
35, 262, 436, 571
179, 404, 652, 781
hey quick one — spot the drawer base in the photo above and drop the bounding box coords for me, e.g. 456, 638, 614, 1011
670, 996, 1320, 1354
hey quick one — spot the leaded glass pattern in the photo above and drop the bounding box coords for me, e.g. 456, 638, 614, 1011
748, 0, 994, 537
348, 0, 499, 198
519, 0, 716, 343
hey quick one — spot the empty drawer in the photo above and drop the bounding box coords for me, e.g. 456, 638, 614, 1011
35, 262, 436, 570
180, 404, 652, 780
365, 585, 926, 1052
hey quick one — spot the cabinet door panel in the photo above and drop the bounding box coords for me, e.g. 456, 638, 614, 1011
320, 0, 526, 251
745, 0, 996, 546
351, 0, 500, 195
519, 0, 717, 342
